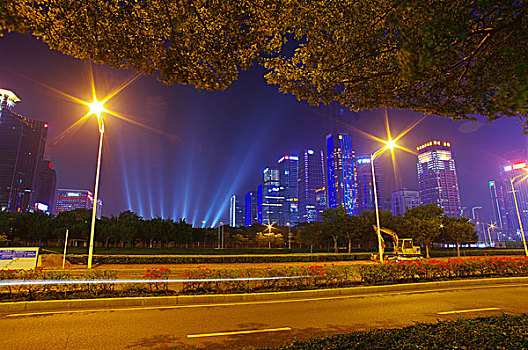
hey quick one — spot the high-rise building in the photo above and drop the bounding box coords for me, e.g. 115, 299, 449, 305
278, 155, 298, 226
488, 180, 506, 229
244, 191, 257, 226
257, 168, 282, 225
55, 189, 102, 218
471, 206, 486, 242
500, 160, 528, 238
0, 89, 48, 213
391, 189, 420, 216
326, 133, 357, 215
34, 160, 57, 214
356, 155, 385, 214
416, 140, 461, 217
298, 149, 326, 222
229, 195, 244, 227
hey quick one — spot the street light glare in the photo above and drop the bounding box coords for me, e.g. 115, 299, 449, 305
385, 138, 397, 150
86, 97, 107, 118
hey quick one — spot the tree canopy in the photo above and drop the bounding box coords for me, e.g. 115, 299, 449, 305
1, 1, 527, 127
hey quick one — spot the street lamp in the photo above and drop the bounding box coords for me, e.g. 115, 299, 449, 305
510, 173, 528, 256
487, 222, 496, 247
86, 97, 107, 269
371, 137, 399, 262
287, 222, 291, 250
266, 222, 274, 249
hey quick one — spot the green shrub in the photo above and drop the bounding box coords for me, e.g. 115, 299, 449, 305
65, 253, 371, 265
358, 256, 528, 284
270, 314, 528, 349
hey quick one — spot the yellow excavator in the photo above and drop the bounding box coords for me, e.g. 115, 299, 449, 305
371, 225, 422, 261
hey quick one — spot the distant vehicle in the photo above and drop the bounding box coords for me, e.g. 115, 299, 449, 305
371, 225, 422, 261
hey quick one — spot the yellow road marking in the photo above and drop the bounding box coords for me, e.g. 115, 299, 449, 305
187, 327, 291, 338
438, 307, 500, 315
5, 282, 527, 318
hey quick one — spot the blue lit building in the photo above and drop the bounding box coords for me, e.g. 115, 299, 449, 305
326, 133, 357, 216
355, 155, 385, 214
244, 190, 257, 226
278, 155, 298, 226
229, 195, 244, 227
257, 168, 282, 225
298, 149, 326, 222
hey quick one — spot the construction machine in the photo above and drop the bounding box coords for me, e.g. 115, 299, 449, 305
371, 225, 422, 261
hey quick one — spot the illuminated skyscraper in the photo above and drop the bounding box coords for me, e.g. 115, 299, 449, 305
55, 189, 102, 218
355, 155, 385, 214
0, 89, 48, 213
298, 149, 326, 222
326, 133, 357, 215
257, 168, 282, 224
229, 195, 244, 227
416, 140, 461, 217
488, 180, 506, 229
391, 189, 420, 216
278, 155, 298, 225
500, 160, 528, 237
244, 191, 257, 226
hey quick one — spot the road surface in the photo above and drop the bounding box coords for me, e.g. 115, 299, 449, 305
1, 281, 527, 349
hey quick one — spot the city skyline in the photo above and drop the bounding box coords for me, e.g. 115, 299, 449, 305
1, 33, 527, 226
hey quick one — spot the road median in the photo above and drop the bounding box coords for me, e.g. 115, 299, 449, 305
3, 276, 528, 315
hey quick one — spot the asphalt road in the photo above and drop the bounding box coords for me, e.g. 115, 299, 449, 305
2, 282, 528, 350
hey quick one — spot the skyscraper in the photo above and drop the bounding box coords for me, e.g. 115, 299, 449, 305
391, 189, 420, 216
355, 155, 385, 214
0, 89, 48, 213
488, 180, 506, 230
244, 190, 257, 226
257, 168, 282, 225
278, 155, 298, 226
298, 149, 326, 222
55, 189, 103, 218
500, 160, 528, 238
229, 195, 244, 227
35, 160, 57, 214
326, 133, 357, 215
416, 140, 461, 217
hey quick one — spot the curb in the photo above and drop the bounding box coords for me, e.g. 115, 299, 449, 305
2, 276, 528, 314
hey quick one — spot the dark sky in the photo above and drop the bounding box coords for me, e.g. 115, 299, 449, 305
1, 33, 526, 226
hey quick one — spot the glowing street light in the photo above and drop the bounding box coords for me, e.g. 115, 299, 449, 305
510, 172, 528, 256
487, 222, 496, 247
86, 96, 106, 269
266, 222, 274, 249
371, 137, 399, 262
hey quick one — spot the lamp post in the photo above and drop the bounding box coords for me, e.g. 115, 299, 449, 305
287, 222, 291, 250
510, 173, 528, 256
371, 138, 398, 262
487, 223, 496, 247
267, 223, 273, 249
87, 98, 106, 269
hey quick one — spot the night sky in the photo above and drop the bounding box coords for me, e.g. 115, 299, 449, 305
1, 33, 526, 226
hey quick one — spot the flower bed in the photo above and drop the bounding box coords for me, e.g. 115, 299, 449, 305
2, 257, 528, 302
358, 256, 528, 284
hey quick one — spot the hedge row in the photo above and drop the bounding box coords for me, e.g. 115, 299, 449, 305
358, 256, 528, 284
270, 314, 528, 349
65, 253, 371, 265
